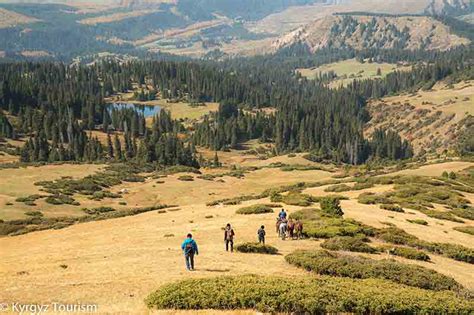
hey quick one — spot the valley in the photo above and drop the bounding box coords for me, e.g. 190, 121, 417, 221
0, 0, 473, 313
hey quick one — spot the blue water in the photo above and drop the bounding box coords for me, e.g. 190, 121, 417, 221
110, 103, 161, 117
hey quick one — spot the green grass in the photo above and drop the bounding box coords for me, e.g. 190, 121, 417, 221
285, 250, 461, 291
235, 243, 278, 255
270, 191, 316, 207
236, 204, 273, 215
145, 275, 472, 313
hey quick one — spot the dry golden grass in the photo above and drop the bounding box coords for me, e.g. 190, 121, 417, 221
0, 164, 104, 220
78, 9, 160, 25
298, 59, 412, 88
0, 157, 472, 313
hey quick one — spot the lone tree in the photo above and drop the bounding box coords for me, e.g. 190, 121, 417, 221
320, 197, 344, 217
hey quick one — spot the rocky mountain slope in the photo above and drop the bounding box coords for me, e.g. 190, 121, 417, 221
273, 14, 470, 52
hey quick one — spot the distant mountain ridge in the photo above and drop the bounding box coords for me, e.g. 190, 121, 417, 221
272, 14, 470, 53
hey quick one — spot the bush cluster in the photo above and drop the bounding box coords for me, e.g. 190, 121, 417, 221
381, 246, 431, 261
376, 227, 474, 264
321, 236, 377, 253
290, 208, 374, 239
177, 175, 194, 181
145, 275, 472, 313
270, 191, 316, 207
380, 204, 404, 212
285, 250, 461, 291
236, 204, 273, 215
453, 226, 474, 235
235, 243, 278, 255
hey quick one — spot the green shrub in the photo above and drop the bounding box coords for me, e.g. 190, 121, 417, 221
236, 204, 273, 215
451, 207, 474, 220
319, 197, 344, 216
24, 211, 43, 217
358, 192, 391, 205
453, 226, 474, 235
380, 204, 404, 212
177, 175, 194, 181
376, 227, 474, 264
82, 206, 116, 215
45, 194, 79, 206
235, 243, 278, 255
145, 275, 472, 313
379, 246, 431, 261
324, 184, 351, 192
270, 191, 315, 206
285, 250, 460, 291
321, 236, 377, 253
407, 219, 428, 226
290, 208, 374, 239
158, 165, 201, 175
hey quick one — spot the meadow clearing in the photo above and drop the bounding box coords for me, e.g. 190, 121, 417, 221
0, 147, 473, 313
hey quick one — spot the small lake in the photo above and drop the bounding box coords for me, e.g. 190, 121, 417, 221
109, 103, 161, 117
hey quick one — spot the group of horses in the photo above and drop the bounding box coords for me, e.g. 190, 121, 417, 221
276, 218, 303, 240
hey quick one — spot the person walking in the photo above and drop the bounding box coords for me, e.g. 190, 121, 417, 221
181, 233, 198, 271
224, 223, 235, 252
257, 225, 266, 244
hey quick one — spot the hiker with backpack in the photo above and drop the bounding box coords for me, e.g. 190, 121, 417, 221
224, 223, 235, 252
181, 233, 198, 271
257, 225, 266, 244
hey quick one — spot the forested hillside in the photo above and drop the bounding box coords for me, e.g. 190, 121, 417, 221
1, 44, 472, 166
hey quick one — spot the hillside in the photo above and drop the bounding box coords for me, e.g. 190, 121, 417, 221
365, 81, 473, 154
273, 14, 470, 53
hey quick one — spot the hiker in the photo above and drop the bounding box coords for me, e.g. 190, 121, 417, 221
257, 225, 266, 244
224, 223, 235, 252
295, 219, 303, 239
181, 233, 198, 271
279, 209, 287, 220
287, 218, 295, 239
279, 219, 288, 240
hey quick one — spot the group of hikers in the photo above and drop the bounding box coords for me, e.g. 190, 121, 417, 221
181, 208, 302, 271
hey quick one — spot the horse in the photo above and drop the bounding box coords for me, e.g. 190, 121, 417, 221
287, 218, 295, 239
295, 220, 303, 239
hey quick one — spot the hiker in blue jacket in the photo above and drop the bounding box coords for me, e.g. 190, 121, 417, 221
279, 209, 287, 220
181, 233, 199, 271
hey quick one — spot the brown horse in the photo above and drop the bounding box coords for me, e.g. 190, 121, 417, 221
295, 220, 303, 239
287, 218, 295, 239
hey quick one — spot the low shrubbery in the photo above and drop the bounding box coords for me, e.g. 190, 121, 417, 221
177, 175, 194, 181
290, 208, 374, 239
380, 204, 404, 212
270, 191, 316, 206
45, 194, 80, 206
376, 227, 474, 264
236, 204, 273, 215
285, 250, 461, 291
380, 246, 431, 261
24, 211, 43, 217
320, 236, 378, 253
145, 275, 472, 313
319, 196, 344, 216
82, 207, 116, 215
235, 243, 278, 255
407, 219, 428, 225
453, 226, 474, 235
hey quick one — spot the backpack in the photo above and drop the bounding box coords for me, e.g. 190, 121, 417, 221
185, 241, 194, 254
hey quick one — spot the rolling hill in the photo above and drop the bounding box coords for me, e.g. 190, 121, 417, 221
273, 14, 470, 53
